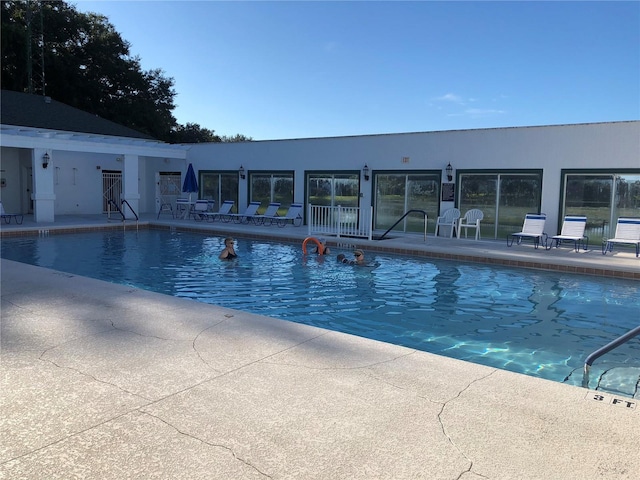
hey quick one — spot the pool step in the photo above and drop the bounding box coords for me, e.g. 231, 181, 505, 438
594, 366, 640, 399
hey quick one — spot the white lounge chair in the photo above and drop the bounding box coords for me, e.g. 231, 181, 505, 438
507, 213, 547, 249
0, 201, 23, 224
264, 203, 303, 227
226, 201, 262, 224
457, 209, 484, 240
602, 217, 640, 257
434, 208, 460, 238
250, 202, 281, 225
201, 200, 234, 222
546, 215, 588, 252
191, 200, 212, 221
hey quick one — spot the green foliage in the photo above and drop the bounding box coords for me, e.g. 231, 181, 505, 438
1, 0, 251, 143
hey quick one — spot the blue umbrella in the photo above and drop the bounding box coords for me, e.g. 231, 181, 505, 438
182, 163, 198, 201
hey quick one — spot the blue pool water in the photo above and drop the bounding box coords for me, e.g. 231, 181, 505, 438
2, 229, 639, 394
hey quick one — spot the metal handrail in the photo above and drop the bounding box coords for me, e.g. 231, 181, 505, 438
107, 199, 124, 220
121, 200, 139, 221
107, 199, 139, 230
377, 209, 428, 241
582, 325, 640, 388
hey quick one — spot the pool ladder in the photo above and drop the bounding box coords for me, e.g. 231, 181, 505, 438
582, 325, 640, 388
377, 209, 428, 241
107, 199, 139, 231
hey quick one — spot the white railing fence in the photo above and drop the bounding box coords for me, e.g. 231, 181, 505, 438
308, 204, 373, 240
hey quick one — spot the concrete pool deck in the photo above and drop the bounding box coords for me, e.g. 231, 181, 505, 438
1, 215, 639, 479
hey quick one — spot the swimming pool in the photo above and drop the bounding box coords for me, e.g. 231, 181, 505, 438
2, 229, 639, 396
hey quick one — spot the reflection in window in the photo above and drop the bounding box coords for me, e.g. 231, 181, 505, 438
375, 173, 439, 233
200, 172, 238, 212
307, 173, 359, 207
562, 173, 640, 243
458, 172, 542, 239
250, 172, 294, 214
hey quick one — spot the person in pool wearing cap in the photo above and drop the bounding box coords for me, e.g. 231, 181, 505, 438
313, 238, 330, 255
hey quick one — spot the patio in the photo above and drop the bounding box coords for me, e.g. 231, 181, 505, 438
1, 213, 639, 479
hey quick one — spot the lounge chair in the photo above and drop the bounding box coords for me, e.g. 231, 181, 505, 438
457, 209, 484, 240
250, 202, 281, 225
226, 201, 261, 224
602, 217, 640, 257
507, 213, 547, 249
263, 203, 303, 227
0, 201, 23, 224
546, 215, 588, 252
191, 200, 212, 221
434, 208, 460, 238
201, 200, 234, 222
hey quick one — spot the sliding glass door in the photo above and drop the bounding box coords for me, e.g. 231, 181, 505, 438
458, 171, 543, 239
561, 172, 640, 243
374, 172, 440, 233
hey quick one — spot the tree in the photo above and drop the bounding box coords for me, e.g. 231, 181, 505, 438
169, 123, 221, 144
1, 0, 251, 143
220, 133, 253, 142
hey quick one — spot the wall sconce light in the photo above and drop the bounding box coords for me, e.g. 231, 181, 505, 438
446, 162, 453, 182
239, 165, 246, 179
363, 164, 370, 181
42, 152, 50, 169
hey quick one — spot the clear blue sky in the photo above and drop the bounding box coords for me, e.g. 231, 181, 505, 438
74, 1, 639, 141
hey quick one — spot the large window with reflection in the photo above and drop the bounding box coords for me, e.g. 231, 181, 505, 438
561, 171, 640, 244
458, 171, 542, 239
374, 172, 440, 233
250, 172, 294, 215
199, 171, 238, 212
307, 172, 360, 208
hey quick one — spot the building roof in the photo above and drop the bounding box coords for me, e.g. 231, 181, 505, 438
0, 90, 155, 140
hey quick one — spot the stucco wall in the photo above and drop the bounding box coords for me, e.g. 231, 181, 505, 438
185, 121, 640, 233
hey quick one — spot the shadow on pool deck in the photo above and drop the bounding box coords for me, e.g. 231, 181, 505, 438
1, 214, 639, 478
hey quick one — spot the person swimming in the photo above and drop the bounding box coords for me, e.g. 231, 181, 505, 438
337, 249, 366, 265
219, 237, 238, 259
314, 237, 330, 255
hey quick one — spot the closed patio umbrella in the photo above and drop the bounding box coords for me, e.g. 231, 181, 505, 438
182, 163, 198, 201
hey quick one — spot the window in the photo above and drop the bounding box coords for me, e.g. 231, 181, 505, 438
200, 172, 238, 212
458, 171, 542, 239
250, 172, 294, 215
307, 173, 359, 207
561, 172, 640, 243
374, 172, 440, 233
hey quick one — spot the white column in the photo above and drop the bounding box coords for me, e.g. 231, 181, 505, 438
32, 148, 55, 222
121, 154, 140, 219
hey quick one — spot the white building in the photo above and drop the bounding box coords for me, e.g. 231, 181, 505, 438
1, 90, 638, 242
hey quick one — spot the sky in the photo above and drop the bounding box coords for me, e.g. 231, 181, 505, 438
73, 1, 640, 141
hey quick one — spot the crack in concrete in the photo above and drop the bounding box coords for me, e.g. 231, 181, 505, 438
142, 411, 273, 479
437, 369, 497, 480
262, 348, 419, 370
191, 319, 229, 365
109, 320, 173, 341
37, 354, 153, 401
